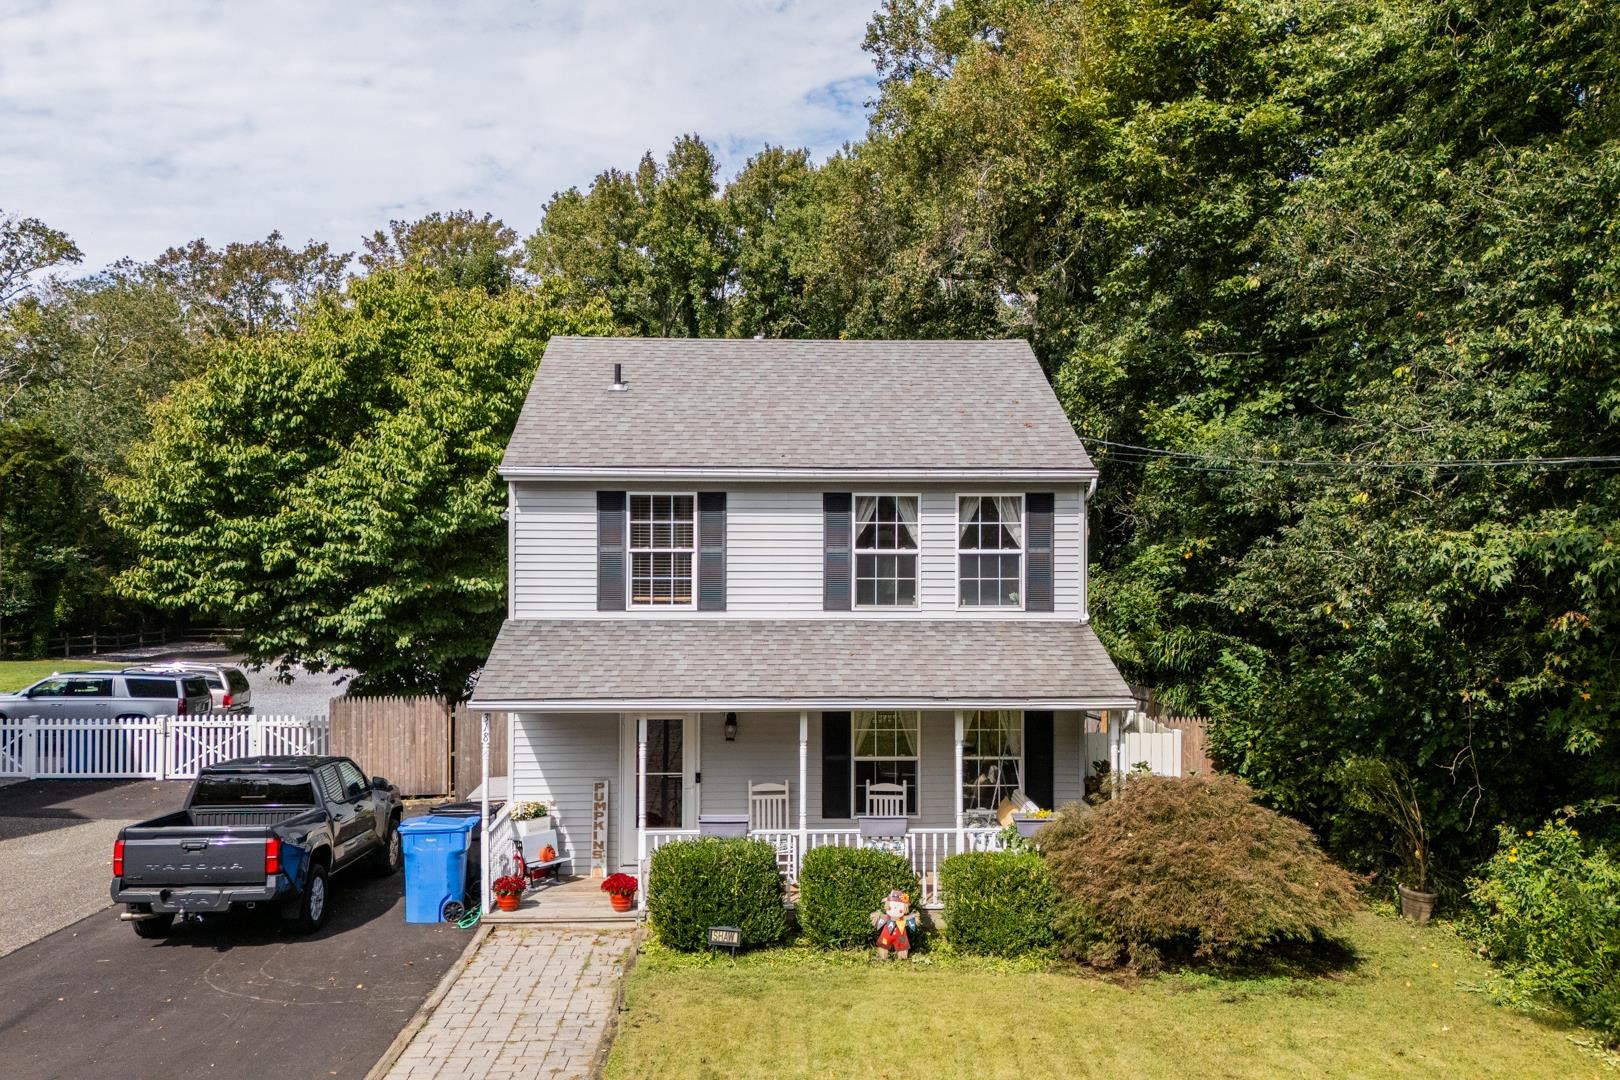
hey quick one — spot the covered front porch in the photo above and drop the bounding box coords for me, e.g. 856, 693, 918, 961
469, 618, 1141, 912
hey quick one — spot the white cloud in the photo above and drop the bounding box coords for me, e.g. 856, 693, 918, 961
0, 0, 878, 268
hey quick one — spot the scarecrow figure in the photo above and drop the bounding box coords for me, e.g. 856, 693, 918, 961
869, 889, 918, 960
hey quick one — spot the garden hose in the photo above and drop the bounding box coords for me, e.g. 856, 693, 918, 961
456, 905, 481, 930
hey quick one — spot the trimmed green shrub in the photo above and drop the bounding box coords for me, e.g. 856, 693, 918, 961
1467, 817, 1620, 1043
647, 838, 788, 952
1042, 775, 1360, 968
941, 851, 1055, 956
798, 845, 921, 949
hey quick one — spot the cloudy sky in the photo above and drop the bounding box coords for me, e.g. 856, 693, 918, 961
1, 0, 878, 269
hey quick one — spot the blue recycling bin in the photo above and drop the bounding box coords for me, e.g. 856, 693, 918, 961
399, 815, 480, 923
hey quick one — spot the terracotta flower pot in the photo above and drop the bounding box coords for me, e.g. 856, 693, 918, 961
495, 893, 521, 913
609, 892, 634, 912
1397, 884, 1438, 924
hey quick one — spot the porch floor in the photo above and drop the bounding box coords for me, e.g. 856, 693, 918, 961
482, 875, 640, 928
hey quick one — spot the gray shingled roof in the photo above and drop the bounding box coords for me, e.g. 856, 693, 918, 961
501, 337, 1091, 473
469, 619, 1133, 707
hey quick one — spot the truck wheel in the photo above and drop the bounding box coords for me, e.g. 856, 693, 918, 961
293, 864, 329, 934
371, 820, 402, 877
132, 913, 174, 939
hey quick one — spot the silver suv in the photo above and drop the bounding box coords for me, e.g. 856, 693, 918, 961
0, 669, 213, 720
146, 662, 253, 714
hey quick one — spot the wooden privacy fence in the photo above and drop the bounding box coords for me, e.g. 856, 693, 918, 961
329, 696, 451, 798
0, 715, 327, 781
327, 696, 511, 798
1158, 716, 1215, 776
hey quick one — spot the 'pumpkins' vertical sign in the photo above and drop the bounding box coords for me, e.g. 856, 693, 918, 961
591, 779, 609, 876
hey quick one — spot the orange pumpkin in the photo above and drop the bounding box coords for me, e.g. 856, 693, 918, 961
539, 845, 557, 863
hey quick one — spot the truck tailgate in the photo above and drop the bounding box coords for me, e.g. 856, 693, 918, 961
120, 829, 272, 888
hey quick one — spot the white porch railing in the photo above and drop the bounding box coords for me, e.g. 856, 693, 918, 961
0, 714, 329, 781
641, 826, 1007, 907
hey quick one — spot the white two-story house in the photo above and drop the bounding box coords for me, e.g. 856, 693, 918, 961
467, 337, 1135, 904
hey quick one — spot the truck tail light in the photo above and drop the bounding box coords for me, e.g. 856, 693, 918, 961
113, 839, 125, 878
265, 838, 281, 876
177, 696, 187, 716
222, 694, 232, 708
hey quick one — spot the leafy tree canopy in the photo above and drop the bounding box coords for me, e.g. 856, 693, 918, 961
109, 269, 612, 698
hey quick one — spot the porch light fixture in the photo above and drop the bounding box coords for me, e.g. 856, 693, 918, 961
724, 712, 738, 741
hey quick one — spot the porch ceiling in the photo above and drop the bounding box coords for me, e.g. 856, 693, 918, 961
469, 619, 1134, 711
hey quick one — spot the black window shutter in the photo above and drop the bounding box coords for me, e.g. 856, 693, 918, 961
821, 711, 852, 818
1026, 492, 1055, 612
823, 492, 852, 611
697, 491, 726, 611
596, 490, 627, 611
1023, 711, 1054, 810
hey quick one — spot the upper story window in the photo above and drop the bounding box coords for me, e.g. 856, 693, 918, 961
854, 495, 919, 607
958, 495, 1024, 607
630, 494, 695, 606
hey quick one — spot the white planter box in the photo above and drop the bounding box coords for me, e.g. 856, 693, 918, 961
514, 815, 552, 836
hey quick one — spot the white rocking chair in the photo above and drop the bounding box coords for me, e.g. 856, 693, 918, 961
749, 780, 795, 878
864, 781, 908, 818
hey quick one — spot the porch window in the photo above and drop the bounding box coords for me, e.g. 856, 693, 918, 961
629, 494, 695, 606
958, 496, 1024, 606
962, 710, 1022, 810
854, 495, 919, 607
853, 710, 919, 816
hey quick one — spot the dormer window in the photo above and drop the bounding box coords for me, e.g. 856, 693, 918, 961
854, 495, 919, 607
629, 494, 695, 606
958, 495, 1024, 607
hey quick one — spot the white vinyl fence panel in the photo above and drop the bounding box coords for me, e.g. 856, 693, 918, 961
1084, 728, 1183, 778
0, 715, 328, 781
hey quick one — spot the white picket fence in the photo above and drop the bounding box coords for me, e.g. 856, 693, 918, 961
0, 715, 328, 781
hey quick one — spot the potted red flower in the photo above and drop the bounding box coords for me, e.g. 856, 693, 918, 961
601, 873, 638, 912
492, 873, 527, 913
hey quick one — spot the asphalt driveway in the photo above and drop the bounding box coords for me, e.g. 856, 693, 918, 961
0, 780, 468, 1079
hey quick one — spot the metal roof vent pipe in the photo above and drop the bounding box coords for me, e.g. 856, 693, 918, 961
609, 362, 628, 392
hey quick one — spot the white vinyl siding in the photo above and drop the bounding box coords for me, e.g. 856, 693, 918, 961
509, 482, 1087, 618
726, 488, 824, 612
510, 713, 620, 869
511, 485, 597, 617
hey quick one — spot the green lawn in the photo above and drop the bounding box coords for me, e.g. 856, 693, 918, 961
0, 659, 125, 693
606, 911, 1610, 1079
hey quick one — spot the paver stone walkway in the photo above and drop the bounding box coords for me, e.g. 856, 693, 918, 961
385, 925, 635, 1080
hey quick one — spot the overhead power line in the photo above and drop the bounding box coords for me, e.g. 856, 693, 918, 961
1079, 437, 1620, 472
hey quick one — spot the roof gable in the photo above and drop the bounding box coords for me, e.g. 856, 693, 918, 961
501, 337, 1090, 475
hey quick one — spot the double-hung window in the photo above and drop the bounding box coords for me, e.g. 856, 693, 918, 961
853, 710, 920, 815
962, 710, 1023, 810
958, 495, 1024, 607
854, 495, 919, 607
629, 494, 695, 606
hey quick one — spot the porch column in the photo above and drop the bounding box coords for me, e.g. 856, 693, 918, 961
954, 709, 965, 853
479, 711, 491, 917
635, 713, 648, 911
1108, 709, 1123, 800
797, 710, 808, 879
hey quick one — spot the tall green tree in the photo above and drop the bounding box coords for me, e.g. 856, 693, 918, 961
360, 210, 522, 294
110, 269, 612, 699
526, 135, 733, 336
146, 231, 349, 339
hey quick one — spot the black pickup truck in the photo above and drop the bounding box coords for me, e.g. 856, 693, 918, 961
111, 755, 403, 938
